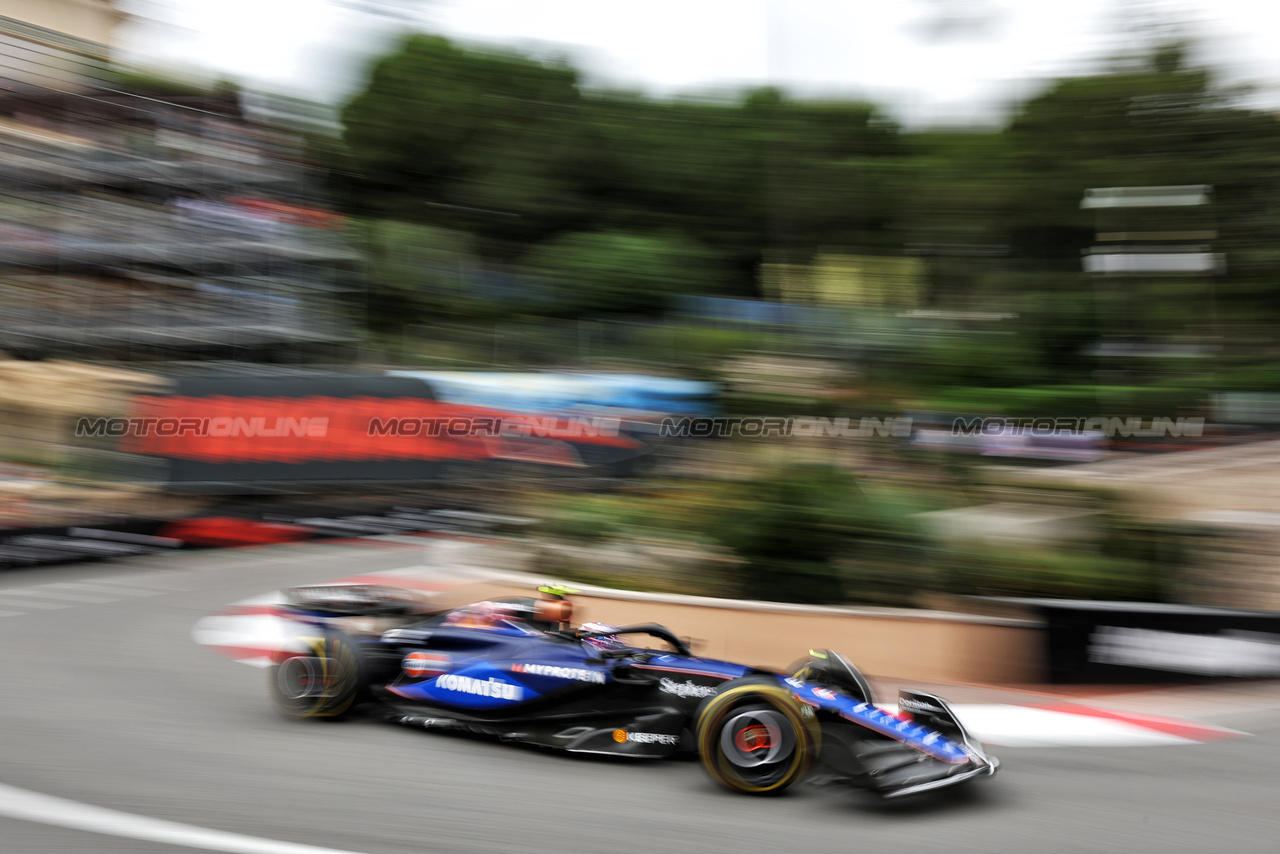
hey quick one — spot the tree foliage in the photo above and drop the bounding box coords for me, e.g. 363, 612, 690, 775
712, 465, 929, 605
336, 32, 1280, 394
524, 230, 722, 316
340, 35, 905, 301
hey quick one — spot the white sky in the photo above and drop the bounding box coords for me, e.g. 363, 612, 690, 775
123, 0, 1280, 126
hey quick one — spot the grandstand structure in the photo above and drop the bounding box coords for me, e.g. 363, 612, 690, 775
0, 0, 361, 361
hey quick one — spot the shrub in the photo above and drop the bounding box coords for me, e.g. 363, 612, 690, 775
712, 465, 930, 605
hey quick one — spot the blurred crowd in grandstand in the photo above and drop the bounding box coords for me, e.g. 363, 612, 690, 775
0, 79, 358, 360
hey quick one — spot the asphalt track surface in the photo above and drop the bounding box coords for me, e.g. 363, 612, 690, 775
1, 543, 1279, 854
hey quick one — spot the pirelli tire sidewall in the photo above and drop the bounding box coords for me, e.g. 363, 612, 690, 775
694, 677, 820, 795
268, 631, 364, 720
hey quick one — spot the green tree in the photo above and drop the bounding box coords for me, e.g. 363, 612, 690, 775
524, 230, 723, 315
715, 465, 928, 605
340, 37, 910, 295
351, 219, 491, 329
341, 35, 585, 253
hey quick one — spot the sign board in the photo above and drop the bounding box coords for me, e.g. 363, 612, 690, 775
997, 598, 1280, 683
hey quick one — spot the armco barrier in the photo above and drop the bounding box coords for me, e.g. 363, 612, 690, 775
433, 576, 1043, 685
0, 519, 178, 570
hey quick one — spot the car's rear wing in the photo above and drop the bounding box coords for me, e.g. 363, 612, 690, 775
284, 584, 436, 616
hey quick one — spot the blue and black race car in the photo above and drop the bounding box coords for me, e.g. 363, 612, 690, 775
268, 584, 998, 797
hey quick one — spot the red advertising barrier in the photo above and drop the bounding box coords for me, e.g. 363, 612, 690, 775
120, 397, 641, 463
100, 375, 650, 491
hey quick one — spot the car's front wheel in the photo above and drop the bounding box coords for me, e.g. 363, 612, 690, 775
268, 631, 362, 719
693, 677, 819, 794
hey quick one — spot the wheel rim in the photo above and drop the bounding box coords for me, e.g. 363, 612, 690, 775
719, 708, 796, 774
278, 656, 328, 699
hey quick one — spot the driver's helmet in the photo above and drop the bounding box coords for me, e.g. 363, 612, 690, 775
578, 621, 627, 652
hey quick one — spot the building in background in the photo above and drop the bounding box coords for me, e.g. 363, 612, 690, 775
0, 0, 124, 90
762, 252, 926, 309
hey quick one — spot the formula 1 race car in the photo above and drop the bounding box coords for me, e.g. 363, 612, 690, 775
267, 584, 998, 797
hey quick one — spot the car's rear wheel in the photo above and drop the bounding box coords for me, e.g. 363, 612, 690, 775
268, 631, 362, 719
694, 677, 819, 794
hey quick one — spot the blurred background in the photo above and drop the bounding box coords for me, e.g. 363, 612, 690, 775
5, 0, 1280, 623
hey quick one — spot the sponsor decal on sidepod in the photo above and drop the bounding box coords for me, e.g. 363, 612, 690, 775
658, 678, 718, 699
613, 730, 679, 745
511, 663, 606, 683
436, 674, 523, 701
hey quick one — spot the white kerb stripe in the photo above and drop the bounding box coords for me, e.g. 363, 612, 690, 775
877, 703, 1244, 748
0, 782, 372, 854
192, 615, 295, 650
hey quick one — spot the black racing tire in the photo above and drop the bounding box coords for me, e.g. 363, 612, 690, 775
268, 631, 363, 720
694, 676, 819, 795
